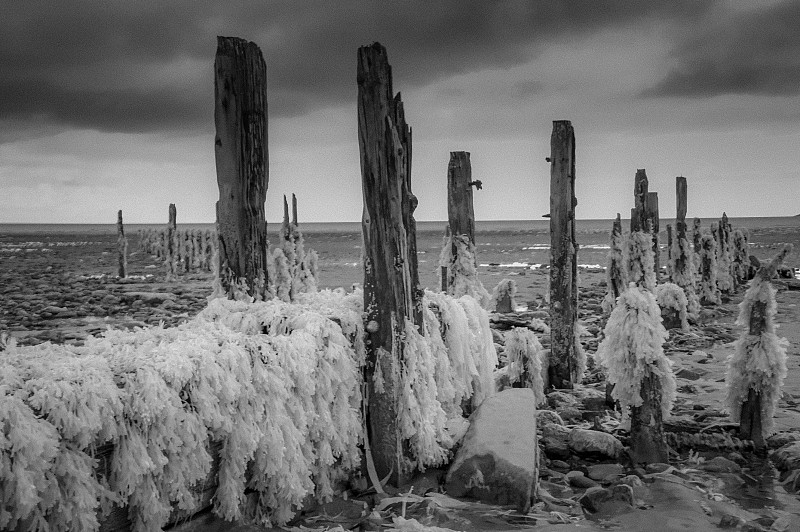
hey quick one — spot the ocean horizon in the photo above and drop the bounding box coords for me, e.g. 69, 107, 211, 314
1, 216, 798, 236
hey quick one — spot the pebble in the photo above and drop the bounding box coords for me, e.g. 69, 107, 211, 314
567, 470, 599, 489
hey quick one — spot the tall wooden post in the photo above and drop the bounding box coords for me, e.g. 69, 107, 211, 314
631, 169, 648, 233
549, 120, 579, 389
675, 177, 688, 271
282, 195, 291, 241
444, 151, 477, 292
646, 192, 660, 280
214, 36, 269, 300
167, 203, 177, 278
358, 42, 421, 485
666, 224, 674, 281
117, 210, 128, 278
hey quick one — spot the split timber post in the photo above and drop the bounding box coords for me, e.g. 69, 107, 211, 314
549, 120, 579, 389
443, 151, 479, 292
214, 36, 270, 300
357, 42, 421, 485
167, 203, 177, 278
117, 210, 127, 278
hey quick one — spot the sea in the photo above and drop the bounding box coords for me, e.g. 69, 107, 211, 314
1, 217, 798, 296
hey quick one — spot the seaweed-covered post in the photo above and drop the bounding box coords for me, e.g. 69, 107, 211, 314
699, 230, 721, 305
440, 152, 489, 306
603, 229, 674, 463
117, 210, 128, 278
214, 36, 270, 300
602, 213, 627, 314
717, 213, 734, 295
358, 42, 421, 484
726, 245, 792, 452
672, 176, 699, 320
549, 120, 581, 389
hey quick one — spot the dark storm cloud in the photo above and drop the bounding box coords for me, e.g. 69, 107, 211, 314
642, 1, 800, 98
0, 1, 715, 135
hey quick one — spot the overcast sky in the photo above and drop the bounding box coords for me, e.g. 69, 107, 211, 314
1, 1, 798, 224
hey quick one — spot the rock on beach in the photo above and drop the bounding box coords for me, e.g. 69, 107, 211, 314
445, 388, 538, 512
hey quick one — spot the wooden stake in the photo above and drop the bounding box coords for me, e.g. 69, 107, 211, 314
737, 246, 791, 452
117, 210, 127, 278
167, 203, 177, 278
631, 169, 648, 233
608, 213, 625, 301
549, 120, 579, 389
630, 373, 669, 464
666, 223, 673, 281
444, 151, 477, 292
646, 191, 660, 281
282, 195, 291, 241
358, 42, 421, 485
214, 36, 270, 299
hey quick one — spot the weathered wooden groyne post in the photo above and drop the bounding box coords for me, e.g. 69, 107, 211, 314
444, 151, 476, 293
603, 213, 626, 313
726, 246, 792, 452
630, 170, 660, 281
717, 212, 734, 295
672, 176, 699, 319
214, 36, 270, 300
358, 42, 421, 485
549, 120, 581, 389
167, 203, 177, 278
646, 191, 660, 280
440, 151, 488, 305
117, 210, 128, 278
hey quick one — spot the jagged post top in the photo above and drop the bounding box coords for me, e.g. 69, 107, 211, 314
216, 36, 264, 61
756, 244, 794, 282
357, 42, 394, 98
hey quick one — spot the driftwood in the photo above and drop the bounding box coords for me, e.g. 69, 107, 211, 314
214, 36, 270, 299
548, 120, 579, 389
